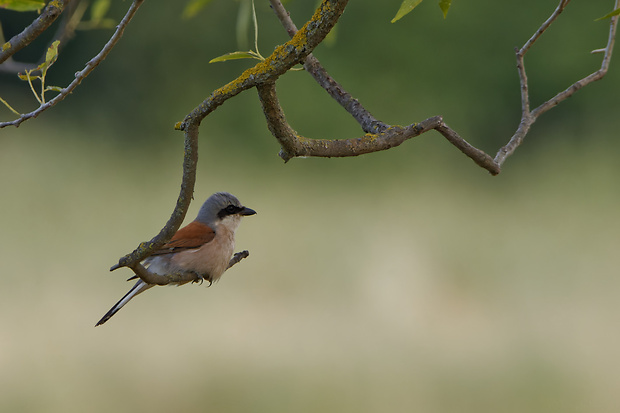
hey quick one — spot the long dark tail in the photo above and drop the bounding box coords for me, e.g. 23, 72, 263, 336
95, 280, 152, 326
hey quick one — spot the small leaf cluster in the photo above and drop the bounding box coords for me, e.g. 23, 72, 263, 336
17, 40, 62, 104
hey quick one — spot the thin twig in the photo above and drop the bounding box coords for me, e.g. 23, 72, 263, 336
520, 0, 571, 56
494, 0, 619, 166
269, 0, 386, 134
435, 122, 501, 175
0, 0, 145, 129
228, 250, 250, 269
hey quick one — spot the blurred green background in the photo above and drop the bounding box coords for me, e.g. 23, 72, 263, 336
1, 1, 620, 412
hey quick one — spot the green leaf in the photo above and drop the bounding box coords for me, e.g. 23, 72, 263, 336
595, 7, 620, 21
438, 0, 451, 18
45, 40, 60, 65
91, 0, 111, 23
209, 51, 260, 63
38, 40, 60, 76
182, 0, 214, 19
17, 72, 39, 81
391, 0, 423, 23
0, 0, 45, 12
44, 85, 63, 93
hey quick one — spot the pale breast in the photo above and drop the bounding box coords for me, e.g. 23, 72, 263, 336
170, 226, 235, 282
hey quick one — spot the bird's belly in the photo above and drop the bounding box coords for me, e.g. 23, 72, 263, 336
171, 238, 234, 282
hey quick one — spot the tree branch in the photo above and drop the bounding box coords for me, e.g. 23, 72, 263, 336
129, 263, 192, 286
257, 81, 435, 158
257, 81, 501, 174
268, 0, 616, 175
0, 0, 68, 65
178, 0, 349, 131
228, 250, 250, 269
434, 122, 501, 174
123, 249, 250, 287
266, 0, 500, 174
0, 0, 145, 129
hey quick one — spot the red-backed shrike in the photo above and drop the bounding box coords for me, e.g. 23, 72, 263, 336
96, 192, 256, 326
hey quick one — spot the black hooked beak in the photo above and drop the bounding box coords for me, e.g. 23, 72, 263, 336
240, 206, 256, 216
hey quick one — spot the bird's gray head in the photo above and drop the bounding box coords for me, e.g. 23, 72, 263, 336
195, 192, 256, 229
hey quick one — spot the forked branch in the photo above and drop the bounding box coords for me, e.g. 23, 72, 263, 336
267, 0, 500, 174
495, 0, 619, 165
257, 81, 500, 173
267, 0, 617, 172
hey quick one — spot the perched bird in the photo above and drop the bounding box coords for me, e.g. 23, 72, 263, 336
96, 192, 256, 326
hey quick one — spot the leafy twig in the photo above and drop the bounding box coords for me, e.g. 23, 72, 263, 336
0, 0, 146, 128
17, 40, 61, 105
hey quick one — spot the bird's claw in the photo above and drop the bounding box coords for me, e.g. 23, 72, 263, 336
190, 272, 212, 287
191, 273, 204, 285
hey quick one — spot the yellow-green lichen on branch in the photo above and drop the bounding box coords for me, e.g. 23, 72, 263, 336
182, 0, 348, 127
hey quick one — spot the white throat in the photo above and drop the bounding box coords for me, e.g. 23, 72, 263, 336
215, 214, 243, 234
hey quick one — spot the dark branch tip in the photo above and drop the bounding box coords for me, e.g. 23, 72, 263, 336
110, 262, 123, 271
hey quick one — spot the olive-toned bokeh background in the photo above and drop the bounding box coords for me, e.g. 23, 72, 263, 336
2, 1, 620, 412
